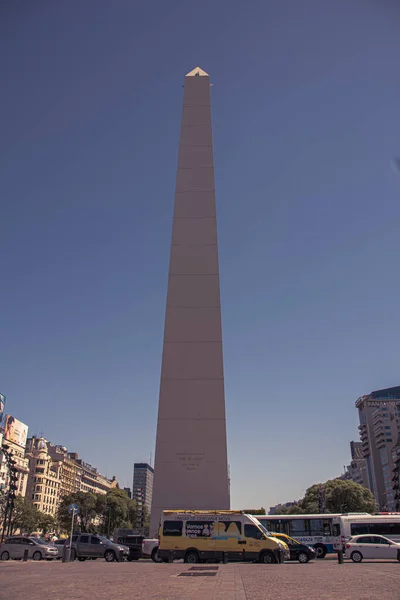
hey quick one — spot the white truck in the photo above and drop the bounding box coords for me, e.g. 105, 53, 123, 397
141, 538, 162, 562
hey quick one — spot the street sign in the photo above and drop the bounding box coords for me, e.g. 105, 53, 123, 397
68, 503, 79, 515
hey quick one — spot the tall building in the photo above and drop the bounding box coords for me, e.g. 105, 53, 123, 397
133, 463, 153, 513
339, 441, 369, 488
25, 438, 62, 516
150, 67, 230, 535
1, 415, 29, 497
356, 386, 400, 510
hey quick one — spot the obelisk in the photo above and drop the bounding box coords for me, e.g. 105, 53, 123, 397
150, 67, 230, 535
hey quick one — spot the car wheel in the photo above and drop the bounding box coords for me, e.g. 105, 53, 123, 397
78, 557, 87, 561
298, 552, 309, 564
184, 551, 200, 564
151, 548, 163, 563
259, 551, 275, 564
33, 551, 42, 561
351, 551, 363, 563
313, 544, 327, 559
1, 551, 10, 561
104, 550, 116, 562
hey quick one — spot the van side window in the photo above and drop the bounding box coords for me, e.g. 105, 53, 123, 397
163, 521, 183, 536
244, 524, 264, 540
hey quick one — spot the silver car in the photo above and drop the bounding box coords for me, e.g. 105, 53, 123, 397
0, 536, 59, 561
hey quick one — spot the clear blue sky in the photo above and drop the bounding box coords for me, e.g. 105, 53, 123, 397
1, 1, 400, 510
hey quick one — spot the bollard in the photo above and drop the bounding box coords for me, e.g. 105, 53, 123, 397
119, 550, 124, 562
62, 546, 71, 562
23, 549, 29, 562
168, 551, 173, 563
337, 550, 344, 564
222, 552, 228, 564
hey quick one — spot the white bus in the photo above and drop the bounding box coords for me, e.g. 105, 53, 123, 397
256, 514, 369, 558
332, 514, 400, 546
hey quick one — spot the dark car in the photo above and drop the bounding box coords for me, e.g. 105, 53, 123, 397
70, 534, 129, 562
116, 535, 145, 561
269, 533, 316, 563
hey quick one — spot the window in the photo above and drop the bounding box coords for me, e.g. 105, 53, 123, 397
244, 524, 264, 540
6, 538, 20, 545
372, 536, 389, 545
351, 523, 369, 535
91, 537, 101, 545
80, 535, 89, 544
357, 536, 373, 544
385, 426, 391, 430
163, 521, 183, 537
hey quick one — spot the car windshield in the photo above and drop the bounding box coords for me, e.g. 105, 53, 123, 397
257, 523, 269, 536
30, 538, 47, 545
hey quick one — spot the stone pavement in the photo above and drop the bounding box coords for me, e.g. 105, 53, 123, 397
1, 558, 399, 599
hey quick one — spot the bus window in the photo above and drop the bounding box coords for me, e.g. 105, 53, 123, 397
369, 523, 389, 535
350, 523, 369, 536
163, 521, 183, 536
289, 519, 308, 536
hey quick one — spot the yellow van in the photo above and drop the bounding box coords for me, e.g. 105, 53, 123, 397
158, 510, 289, 564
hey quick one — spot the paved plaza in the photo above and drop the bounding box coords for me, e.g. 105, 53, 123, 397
1, 558, 399, 600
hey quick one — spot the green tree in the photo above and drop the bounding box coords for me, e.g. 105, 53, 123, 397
58, 491, 98, 533
300, 479, 377, 514
98, 489, 135, 536
276, 504, 304, 515
37, 512, 56, 536
11, 497, 40, 534
243, 508, 266, 515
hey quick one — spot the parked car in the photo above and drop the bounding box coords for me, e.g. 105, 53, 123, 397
116, 535, 144, 561
53, 539, 68, 559
70, 534, 129, 562
142, 538, 162, 562
345, 534, 400, 563
269, 533, 316, 563
0, 536, 58, 561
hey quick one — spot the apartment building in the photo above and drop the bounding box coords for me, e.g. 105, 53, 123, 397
1, 415, 29, 497
25, 437, 118, 516
356, 386, 400, 510
25, 438, 62, 516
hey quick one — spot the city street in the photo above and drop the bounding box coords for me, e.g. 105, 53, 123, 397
1, 558, 399, 600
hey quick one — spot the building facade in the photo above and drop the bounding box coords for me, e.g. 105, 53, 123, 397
25, 437, 118, 516
133, 463, 153, 513
356, 386, 400, 510
1, 415, 29, 498
25, 438, 62, 516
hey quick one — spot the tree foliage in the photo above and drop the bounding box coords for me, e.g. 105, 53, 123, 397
300, 479, 377, 514
57, 489, 137, 534
10, 497, 55, 535
243, 508, 266, 515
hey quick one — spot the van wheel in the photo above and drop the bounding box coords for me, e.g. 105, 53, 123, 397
351, 551, 363, 563
104, 550, 116, 562
313, 544, 326, 559
298, 552, 309, 564
184, 551, 200, 564
259, 551, 275, 564
151, 548, 162, 563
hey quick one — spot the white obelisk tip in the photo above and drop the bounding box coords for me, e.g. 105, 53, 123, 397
186, 66, 209, 77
